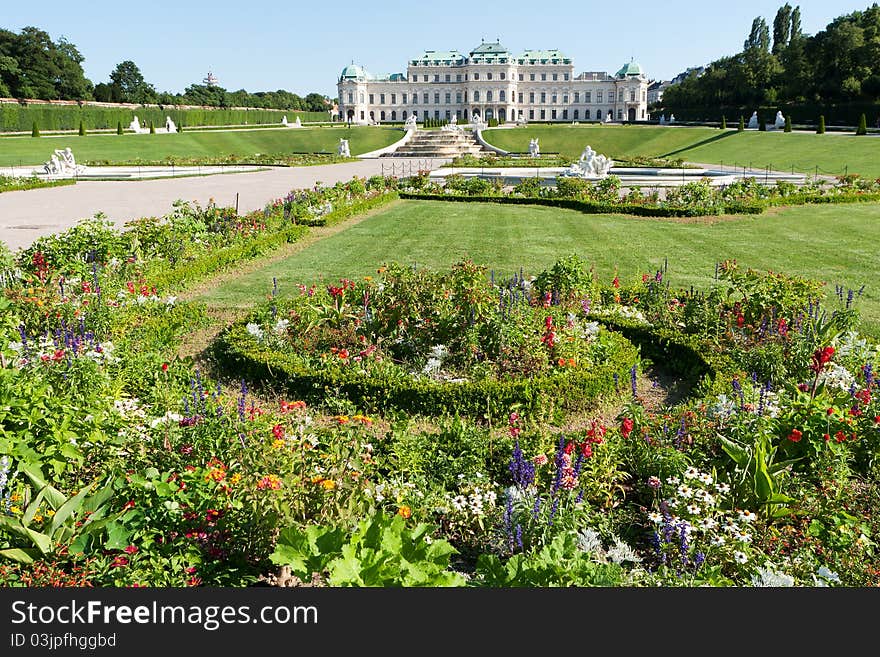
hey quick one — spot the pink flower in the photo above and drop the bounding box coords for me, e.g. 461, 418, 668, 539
123, 545, 139, 555
533, 454, 548, 466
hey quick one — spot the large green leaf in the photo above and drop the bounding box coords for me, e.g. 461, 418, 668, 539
50, 481, 96, 537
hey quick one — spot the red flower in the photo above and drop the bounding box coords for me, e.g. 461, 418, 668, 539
810, 346, 835, 373
161, 362, 169, 372
787, 429, 803, 443
736, 314, 745, 328
612, 276, 620, 288
111, 556, 129, 568
835, 431, 847, 443
827, 407, 835, 416
621, 417, 634, 439
580, 443, 593, 458
123, 545, 138, 555
272, 424, 285, 439
122, 500, 136, 512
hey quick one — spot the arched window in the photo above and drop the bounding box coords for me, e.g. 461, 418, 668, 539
499, 90, 506, 101
402, 111, 407, 120
487, 90, 493, 102
391, 111, 396, 120
473, 90, 480, 102
380, 111, 386, 121
573, 109, 579, 119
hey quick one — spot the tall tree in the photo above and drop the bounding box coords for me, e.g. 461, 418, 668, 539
773, 3, 793, 54
744, 17, 771, 52
109, 60, 156, 103
790, 5, 802, 39
54, 37, 93, 99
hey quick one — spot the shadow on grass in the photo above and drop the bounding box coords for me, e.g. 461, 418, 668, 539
658, 130, 739, 159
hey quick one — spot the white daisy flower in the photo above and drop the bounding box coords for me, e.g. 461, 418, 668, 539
677, 485, 694, 499
711, 535, 726, 546
738, 510, 757, 523
666, 476, 680, 486
715, 482, 731, 494
701, 492, 716, 506
699, 518, 718, 530
648, 512, 664, 524
734, 551, 748, 564
686, 503, 701, 515
684, 467, 701, 480
698, 472, 714, 485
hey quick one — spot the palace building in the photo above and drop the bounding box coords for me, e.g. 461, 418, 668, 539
337, 40, 648, 125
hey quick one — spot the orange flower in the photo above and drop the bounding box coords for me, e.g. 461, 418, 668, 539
320, 479, 337, 491
257, 474, 282, 490
557, 357, 566, 367
334, 415, 350, 425
397, 505, 412, 519
567, 358, 576, 367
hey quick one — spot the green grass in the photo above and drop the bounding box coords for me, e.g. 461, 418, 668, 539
203, 199, 880, 337
0, 126, 402, 166
483, 125, 880, 177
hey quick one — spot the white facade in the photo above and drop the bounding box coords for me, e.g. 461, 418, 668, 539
337, 41, 649, 125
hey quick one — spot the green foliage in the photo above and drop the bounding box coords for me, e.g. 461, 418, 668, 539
721, 115, 727, 129
856, 113, 868, 135
784, 115, 792, 132
269, 512, 466, 586
475, 533, 626, 586
0, 175, 75, 194
738, 116, 745, 131
0, 465, 122, 563
78, 120, 85, 136
149, 120, 155, 134
116, 120, 122, 135
817, 115, 826, 134
31, 121, 39, 138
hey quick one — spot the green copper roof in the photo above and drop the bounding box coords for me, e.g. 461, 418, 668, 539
616, 60, 644, 77
340, 63, 370, 80
470, 41, 508, 55
517, 49, 570, 63
412, 50, 465, 64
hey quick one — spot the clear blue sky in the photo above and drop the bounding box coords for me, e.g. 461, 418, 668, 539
5, 0, 873, 97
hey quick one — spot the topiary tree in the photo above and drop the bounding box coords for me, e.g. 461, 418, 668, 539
117, 120, 123, 135
738, 116, 744, 132
817, 115, 826, 134
784, 115, 792, 132
759, 116, 766, 131
149, 120, 155, 134
856, 113, 867, 135
78, 120, 86, 136
31, 121, 40, 138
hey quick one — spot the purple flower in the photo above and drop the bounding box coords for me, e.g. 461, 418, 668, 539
508, 441, 536, 489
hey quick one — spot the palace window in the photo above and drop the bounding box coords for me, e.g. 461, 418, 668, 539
423, 75, 428, 81
529, 109, 534, 119
457, 74, 462, 81
434, 74, 440, 82
530, 73, 535, 81
617, 109, 623, 119
574, 92, 579, 103
500, 72, 506, 80
551, 109, 557, 119
541, 73, 546, 80
456, 92, 462, 103
551, 94, 557, 103
597, 91, 603, 103
391, 111, 396, 120
487, 90, 493, 101
563, 94, 568, 103
552, 73, 557, 81
402, 93, 407, 104
641, 108, 645, 118
540, 92, 546, 103
369, 94, 374, 104
518, 92, 523, 103
445, 92, 451, 104
347, 92, 352, 104
563, 109, 568, 119
518, 74, 523, 80
380, 111, 385, 120
573, 109, 579, 119
529, 92, 534, 103
412, 75, 417, 82
540, 109, 546, 119
618, 89, 624, 102
445, 110, 451, 119
499, 90, 505, 101
473, 90, 480, 101
630, 89, 635, 102
487, 72, 492, 80
564, 73, 569, 81
474, 73, 480, 80
434, 110, 440, 119
434, 93, 440, 103
585, 91, 591, 103
445, 74, 450, 81
380, 93, 386, 104
360, 110, 364, 120
423, 92, 429, 103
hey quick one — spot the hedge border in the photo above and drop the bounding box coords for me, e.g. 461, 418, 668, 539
213, 319, 640, 418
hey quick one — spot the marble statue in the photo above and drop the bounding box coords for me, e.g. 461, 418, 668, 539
282, 115, 288, 126
404, 114, 417, 130
450, 115, 457, 125
40, 147, 85, 176
294, 116, 301, 127
774, 110, 785, 130
748, 111, 758, 129
659, 114, 666, 125
563, 144, 614, 178
129, 116, 145, 133
528, 137, 540, 157
605, 112, 613, 123
337, 138, 351, 157
165, 116, 177, 133
669, 113, 676, 124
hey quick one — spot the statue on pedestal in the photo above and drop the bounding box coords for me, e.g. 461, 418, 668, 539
405, 114, 417, 130
294, 116, 302, 127
337, 138, 351, 157
748, 111, 759, 129
563, 144, 614, 178
165, 116, 177, 133
774, 110, 785, 130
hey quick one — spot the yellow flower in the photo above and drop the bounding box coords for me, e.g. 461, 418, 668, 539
33, 514, 44, 523
363, 276, 373, 282
310, 475, 325, 484
397, 505, 412, 519
46, 509, 55, 517
320, 479, 337, 491
272, 438, 286, 449
10, 506, 21, 515
229, 473, 242, 486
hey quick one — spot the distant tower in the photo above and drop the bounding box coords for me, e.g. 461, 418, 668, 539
203, 70, 219, 87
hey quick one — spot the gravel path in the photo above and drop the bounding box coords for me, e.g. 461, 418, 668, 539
0, 157, 441, 251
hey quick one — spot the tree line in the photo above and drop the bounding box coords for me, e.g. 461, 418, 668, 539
660, 3, 880, 111
0, 26, 331, 111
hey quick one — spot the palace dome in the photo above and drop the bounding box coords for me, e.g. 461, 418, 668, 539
616, 60, 644, 77
340, 63, 369, 81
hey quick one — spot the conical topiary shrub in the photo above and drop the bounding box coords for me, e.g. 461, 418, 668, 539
31, 121, 40, 138
721, 115, 727, 129
738, 116, 744, 132
78, 120, 86, 136
784, 115, 792, 132
149, 120, 155, 134
117, 120, 123, 135
856, 113, 867, 135
817, 115, 825, 134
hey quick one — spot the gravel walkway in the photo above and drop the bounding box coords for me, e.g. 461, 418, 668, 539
0, 157, 441, 251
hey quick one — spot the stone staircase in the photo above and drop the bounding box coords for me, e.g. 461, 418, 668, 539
386, 128, 495, 158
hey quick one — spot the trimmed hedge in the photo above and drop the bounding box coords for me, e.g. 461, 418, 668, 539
214, 320, 640, 417
398, 192, 765, 217
0, 177, 76, 194
0, 103, 328, 133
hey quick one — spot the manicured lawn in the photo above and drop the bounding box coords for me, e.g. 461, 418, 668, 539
203, 199, 880, 336
0, 126, 401, 166
483, 124, 880, 177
